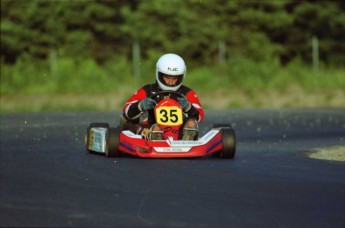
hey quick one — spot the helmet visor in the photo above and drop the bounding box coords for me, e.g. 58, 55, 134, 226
158, 72, 184, 89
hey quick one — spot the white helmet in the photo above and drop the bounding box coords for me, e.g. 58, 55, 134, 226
156, 53, 186, 91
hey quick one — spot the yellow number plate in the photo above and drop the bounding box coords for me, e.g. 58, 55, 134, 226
156, 107, 183, 126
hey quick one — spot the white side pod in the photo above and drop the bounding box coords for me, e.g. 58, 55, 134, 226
87, 128, 107, 153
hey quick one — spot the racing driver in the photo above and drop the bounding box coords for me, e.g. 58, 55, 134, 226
121, 53, 204, 140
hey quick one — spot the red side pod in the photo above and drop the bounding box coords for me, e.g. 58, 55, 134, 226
205, 133, 223, 155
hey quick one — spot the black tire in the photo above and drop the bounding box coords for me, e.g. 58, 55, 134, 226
89, 122, 109, 128
213, 123, 232, 129
85, 123, 110, 152
218, 128, 236, 159
105, 127, 121, 157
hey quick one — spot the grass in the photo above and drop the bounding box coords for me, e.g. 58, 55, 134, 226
1, 56, 344, 112
1, 86, 344, 112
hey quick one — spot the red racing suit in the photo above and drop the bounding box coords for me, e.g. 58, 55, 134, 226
121, 82, 204, 133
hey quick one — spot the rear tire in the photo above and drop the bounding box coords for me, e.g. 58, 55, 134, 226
105, 127, 121, 157
218, 127, 236, 159
213, 123, 231, 129
89, 122, 109, 128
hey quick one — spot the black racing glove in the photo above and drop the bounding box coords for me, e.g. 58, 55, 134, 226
177, 96, 192, 112
138, 97, 156, 111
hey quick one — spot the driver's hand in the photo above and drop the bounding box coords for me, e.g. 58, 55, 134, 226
139, 97, 156, 111
177, 96, 192, 112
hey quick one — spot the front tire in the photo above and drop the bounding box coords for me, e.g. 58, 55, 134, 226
105, 127, 121, 157
218, 128, 236, 159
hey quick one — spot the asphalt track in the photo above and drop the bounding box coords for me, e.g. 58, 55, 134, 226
1, 109, 344, 227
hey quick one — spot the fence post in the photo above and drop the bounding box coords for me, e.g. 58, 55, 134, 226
218, 40, 226, 65
312, 36, 319, 77
50, 49, 57, 80
132, 41, 141, 78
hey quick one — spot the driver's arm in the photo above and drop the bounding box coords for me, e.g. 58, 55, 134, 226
185, 90, 204, 122
123, 88, 147, 120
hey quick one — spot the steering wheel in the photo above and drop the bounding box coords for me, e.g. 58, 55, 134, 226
150, 90, 184, 103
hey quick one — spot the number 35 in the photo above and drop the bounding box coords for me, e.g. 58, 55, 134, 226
156, 107, 183, 126
160, 109, 178, 123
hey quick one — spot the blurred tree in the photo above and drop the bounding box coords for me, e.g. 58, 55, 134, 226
1, 0, 59, 63
284, 0, 345, 66
1, 0, 129, 64
84, 0, 129, 63
1, 0, 344, 66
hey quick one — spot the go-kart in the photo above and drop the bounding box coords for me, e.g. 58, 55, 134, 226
85, 91, 236, 159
